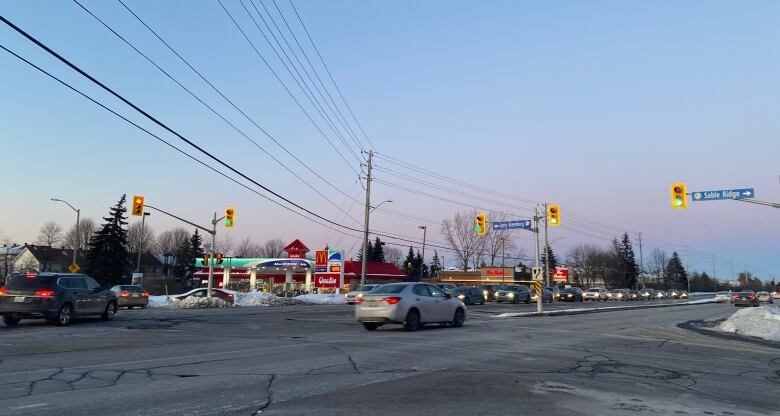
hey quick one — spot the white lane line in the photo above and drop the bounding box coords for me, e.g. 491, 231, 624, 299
11, 403, 48, 410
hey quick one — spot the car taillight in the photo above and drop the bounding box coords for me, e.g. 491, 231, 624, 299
748, 295, 757, 301
0, 288, 6, 296
355, 297, 363, 304
733, 295, 740, 300
142, 291, 149, 296
384, 297, 402, 305
120, 291, 130, 297
34, 289, 55, 297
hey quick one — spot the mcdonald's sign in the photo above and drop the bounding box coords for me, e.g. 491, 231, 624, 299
315, 250, 328, 267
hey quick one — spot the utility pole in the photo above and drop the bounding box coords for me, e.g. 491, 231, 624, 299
360, 150, 373, 287
683, 245, 690, 293
418, 225, 427, 281
712, 254, 717, 291
136, 212, 150, 273
533, 206, 542, 314
543, 203, 550, 287
636, 232, 644, 290
50, 198, 80, 267
207, 212, 218, 299
501, 237, 505, 269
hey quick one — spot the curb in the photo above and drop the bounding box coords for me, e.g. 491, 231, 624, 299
494, 299, 715, 318
678, 319, 780, 349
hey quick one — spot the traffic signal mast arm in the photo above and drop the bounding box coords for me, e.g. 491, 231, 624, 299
142, 203, 216, 236
731, 198, 780, 209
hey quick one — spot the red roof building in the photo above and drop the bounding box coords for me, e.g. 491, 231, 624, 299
283, 239, 309, 259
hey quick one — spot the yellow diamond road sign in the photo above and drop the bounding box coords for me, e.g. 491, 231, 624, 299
68, 263, 80, 273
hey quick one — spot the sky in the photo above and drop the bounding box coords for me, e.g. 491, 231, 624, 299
0, 0, 778, 280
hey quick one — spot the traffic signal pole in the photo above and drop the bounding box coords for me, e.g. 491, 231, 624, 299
533, 207, 542, 314
543, 203, 550, 288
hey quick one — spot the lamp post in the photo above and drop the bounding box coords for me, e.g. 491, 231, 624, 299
50, 198, 80, 268
360, 199, 392, 287
418, 225, 427, 280
136, 212, 151, 274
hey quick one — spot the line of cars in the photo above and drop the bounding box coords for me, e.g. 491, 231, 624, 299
714, 290, 774, 307
582, 287, 689, 301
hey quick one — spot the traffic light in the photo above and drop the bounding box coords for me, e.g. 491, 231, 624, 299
132, 195, 144, 216
475, 212, 487, 236
671, 183, 687, 209
225, 207, 235, 228
216, 253, 224, 265
547, 204, 561, 227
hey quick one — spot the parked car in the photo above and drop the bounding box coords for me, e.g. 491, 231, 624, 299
732, 291, 759, 307
666, 289, 681, 299
110, 285, 149, 309
346, 284, 379, 305
714, 291, 731, 303
678, 291, 689, 300
583, 287, 607, 301
756, 291, 774, 304
607, 289, 629, 301
545, 286, 562, 301
655, 290, 666, 300
355, 283, 466, 331
450, 287, 485, 305
495, 285, 531, 304
175, 288, 235, 304
435, 284, 458, 293
627, 290, 641, 301
481, 284, 505, 301
530, 288, 554, 303
0, 273, 118, 326
559, 287, 583, 302
639, 288, 656, 300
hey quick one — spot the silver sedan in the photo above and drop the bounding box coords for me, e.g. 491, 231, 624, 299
355, 283, 466, 331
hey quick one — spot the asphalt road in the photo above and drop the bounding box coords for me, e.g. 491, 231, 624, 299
0, 299, 778, 416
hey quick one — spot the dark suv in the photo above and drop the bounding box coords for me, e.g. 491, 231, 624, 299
0, 273, 118, 326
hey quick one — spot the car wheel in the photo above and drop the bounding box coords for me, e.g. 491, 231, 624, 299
56, 303, 72, 326
480, 298, 485, 305
525, 297, 530, 304
452, 309, 465, 328
404, 309, 420, 332
101, 302, 117, 320
3, 315, 20, 326
464, 297, 471, 305
362, 323, 381, 331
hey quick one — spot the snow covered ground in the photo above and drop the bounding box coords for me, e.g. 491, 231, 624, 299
170, 297, 233, 309
716, 306, 780, 342
496, 298, 715, 318
148, 291, 344, 308
295, 294, 346, 305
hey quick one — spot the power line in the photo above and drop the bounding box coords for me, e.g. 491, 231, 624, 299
288, 0, 377, 151
75, 0, 363, 227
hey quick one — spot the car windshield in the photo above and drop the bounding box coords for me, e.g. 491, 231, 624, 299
5, 274, 55, 290
355, 285, 375, 292
587, 288, 601, 293
611, 290, 622, 293
369, 284, 407, 294
120, 285, 144, 291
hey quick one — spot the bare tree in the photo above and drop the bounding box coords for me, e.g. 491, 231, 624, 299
127, 223, 156, 255
37, 221, 63, 247
234, 238, 263, 258
155, 228, 190, 256
568, 243, 609, 288
441, 210, 486, 271
259, 238, 286, 258
483, 213, 517, 267
649, 248, 667, 284
64, 218, 97, 251
216, 233, 235, 256
384, 246, 403, 268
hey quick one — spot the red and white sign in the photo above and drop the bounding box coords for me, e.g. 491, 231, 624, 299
314, 273, 340, 288
552, 268, 569, 283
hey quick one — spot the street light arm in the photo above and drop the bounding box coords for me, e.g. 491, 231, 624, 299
370, 199, 393, 214
50, 198, 78, 213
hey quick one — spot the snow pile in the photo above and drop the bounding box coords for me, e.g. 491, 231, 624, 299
295, 294, 346, 305
717, 306, 780, 342
235, 291, 299, 307
148, 295, 172, 308
170, 296, 234, 309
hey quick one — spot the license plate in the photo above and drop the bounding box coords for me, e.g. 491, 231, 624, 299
13, 296, 25, 303
133, 293, 139, 297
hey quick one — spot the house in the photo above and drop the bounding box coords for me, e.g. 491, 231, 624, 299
10, 245, 164, 278
1, 245, 23, 279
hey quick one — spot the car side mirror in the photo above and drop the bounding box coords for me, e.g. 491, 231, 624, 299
445, 293, 452, 299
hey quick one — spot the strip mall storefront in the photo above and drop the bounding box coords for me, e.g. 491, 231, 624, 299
438, 267, 518, 286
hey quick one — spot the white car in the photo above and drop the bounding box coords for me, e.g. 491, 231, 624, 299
355, 283, 466, 331
345, 284, 379, 305
714, 291, 731, 303
583, 287, 607, 301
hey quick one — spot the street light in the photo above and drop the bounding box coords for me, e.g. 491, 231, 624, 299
136, 212, 151, 274
418, 226, 427, 280
50, 198, 80, 269
361, 200, 393, 287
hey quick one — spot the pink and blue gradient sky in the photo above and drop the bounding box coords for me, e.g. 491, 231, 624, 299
0, 0, 777, 279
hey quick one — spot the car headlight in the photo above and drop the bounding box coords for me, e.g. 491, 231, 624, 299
508, 293, 514, 297
458, 294, 465, 299
567, 294, 573, 297
483, 290, 488, 296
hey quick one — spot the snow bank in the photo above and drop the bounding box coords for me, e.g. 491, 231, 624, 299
295, 294, 346, 305
170, 297, 233, 309
235, 291, 298, 307
496, 298, 715, 318
716, 306, 780, 342
148, 295, 172, 308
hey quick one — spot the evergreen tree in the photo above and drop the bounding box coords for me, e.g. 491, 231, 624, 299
403, 246, 416, 278
357, 240, 374, 262
186, 230, 203, 279
619, 232, 639, 288
540, 245, 558, 270
370, 237, 386, 262
85, 195, 132, 286
665, 251, 687, 289
173, 229, 202, 280
429, 251, 442, 277
415, 250, 428, 279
